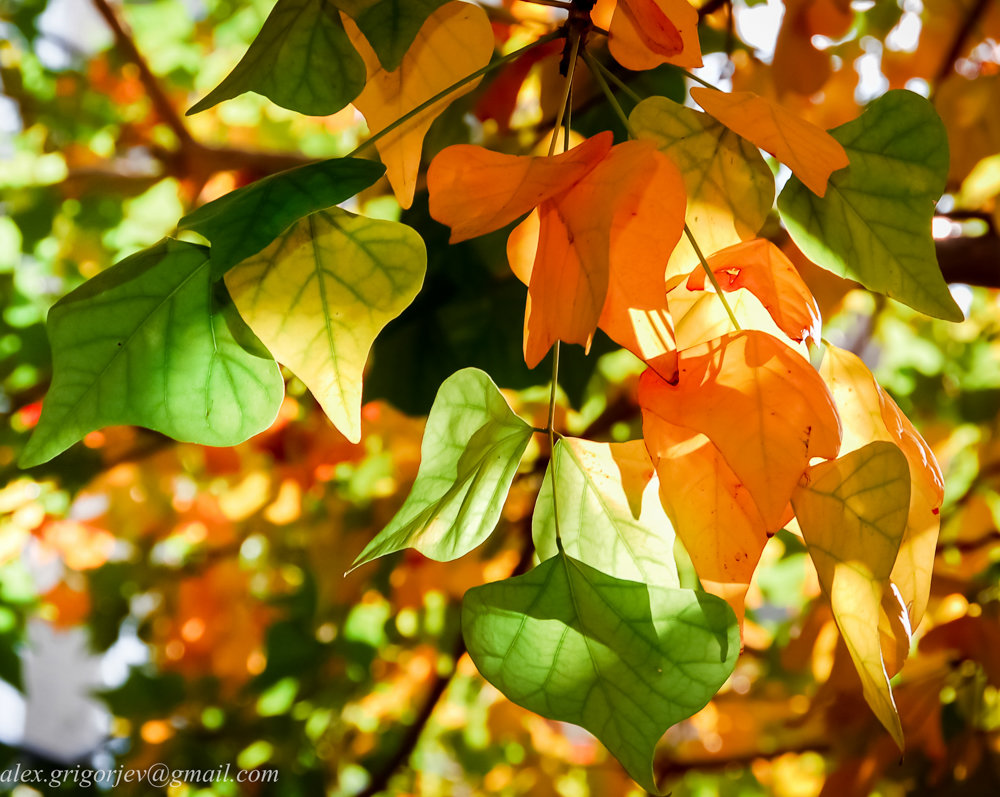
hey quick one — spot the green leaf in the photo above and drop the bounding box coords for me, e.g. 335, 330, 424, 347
336, 0, 450, 72
463, 552, 738, 793
20, 240, 284, 468
186, 0, 366, 117
630, 95, 773, 276
178, 158, 386, 278
534, 438, 679, 588
351, 368, 532, 569
224, 208, 426, 443
777, 89, 962, 321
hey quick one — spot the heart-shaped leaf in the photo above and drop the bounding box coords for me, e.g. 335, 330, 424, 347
463, 552, 738, 793
21, 240, 284, 467
777, 89, 962, 321
225, 208, 426, 444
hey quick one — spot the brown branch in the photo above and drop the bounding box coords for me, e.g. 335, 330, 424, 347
357, 495, 538, 797
933, 0, 992, 88
91, 0, 193, 146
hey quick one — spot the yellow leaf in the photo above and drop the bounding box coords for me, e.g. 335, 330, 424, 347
820, 344, 944, 630
690, 88, 850, 197
347, 1, 495, 208
792, 441, 911, 748
225, 208, 426, 443
631, 96, 773, 278
639, 330, 841, 530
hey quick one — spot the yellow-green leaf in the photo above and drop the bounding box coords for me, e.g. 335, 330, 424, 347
792, 441, 911, 748
630, 95, 774, 279
224, 208, 426, 443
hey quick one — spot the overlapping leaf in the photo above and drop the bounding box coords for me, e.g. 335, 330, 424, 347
533, 438, 679, 587
639, 330, 841, 531
224, 208, 426, 443
821, 344, 945, 630
336, 0, 450, 71
639, 409, 768, 620
792, 441, 911, 747
351, 368, 532, 568
690, 88, 849, 197
428, 132, 613, 242
463, 552, 738, 793
609, 0, 702, 71
631, 96, 773, 278
347, 1, 495, 208
21, 240, 284, 467
518, 141, 685, 368
187, 0, 366, 116
686, 238, 822, 344
178, 158, 386, 277
777, 89, 962, 321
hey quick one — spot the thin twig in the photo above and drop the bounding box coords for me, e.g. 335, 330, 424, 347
684, 224, 742, 331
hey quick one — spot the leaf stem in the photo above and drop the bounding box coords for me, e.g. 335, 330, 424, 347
548, 31, 581, 156
349, 30, 563, 159
521, 0, 575, 9
548, 341, 564, 552
678, 67, 719, 91
683, 224, 742, 331
582, 50, 636, 138
586, 53, 642, 104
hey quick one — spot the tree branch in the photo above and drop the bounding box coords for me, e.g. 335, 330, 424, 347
933, 0, 992, 87
91, 0, 193, 146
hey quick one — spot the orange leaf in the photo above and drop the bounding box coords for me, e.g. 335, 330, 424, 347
639, 385, 768, 622
599, 145, 685, 380
608, 0, 702, 71
690, 88, 849, 197
348, 2, 495, 209
821, 344, 944, 630
428, 132, 613, 242
509, 140, 685, 368
686, 238, 822, 343
639, 330, 841, 529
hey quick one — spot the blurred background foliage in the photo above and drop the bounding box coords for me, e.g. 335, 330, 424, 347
0, 0, 999, 794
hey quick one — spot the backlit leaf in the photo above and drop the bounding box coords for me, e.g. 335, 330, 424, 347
639, 400, 768, 621
428, 133, 613, 243
534, 438, 679, 588
224, 208, 426, 443
521, 141, 681, 368
820, 344, 944, 630
178, 158, 386, 277
187, 0, 365, 116
347, 1, 495, 209
631, 96, 773, 278
777, 89, 962, 321
21, 240, 284, 467
335, 0, 450, 72
609, 0, 702, 71
686, 238, 822, 344
638, 330, 841, 530
351, 368, 532, 568
463, 552, 738, 793
792, 441, 911, 748
690, 88, 849, 197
